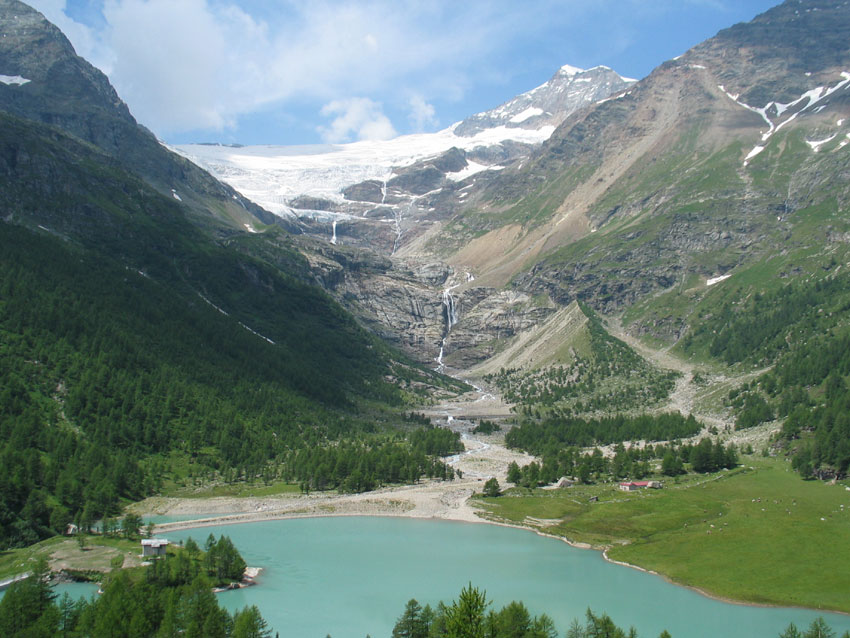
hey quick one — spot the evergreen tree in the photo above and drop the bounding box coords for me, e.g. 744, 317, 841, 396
392, 599, 429, 638
445, 584, 489, 638
506, 462, 521, 484
482, 478, 501, 498
0, 558, 57, 636
232, 605, 272, 638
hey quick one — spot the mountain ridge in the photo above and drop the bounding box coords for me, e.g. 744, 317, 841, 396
0, 0, 278, 232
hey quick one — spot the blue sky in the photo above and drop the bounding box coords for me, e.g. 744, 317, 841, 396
29, 0, 781, 146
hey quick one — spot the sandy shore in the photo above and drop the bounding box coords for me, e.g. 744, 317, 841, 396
135, 380, 532, 534
139, 427, 535, 534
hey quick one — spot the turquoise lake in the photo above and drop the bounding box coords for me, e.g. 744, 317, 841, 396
161, 516, 850, 638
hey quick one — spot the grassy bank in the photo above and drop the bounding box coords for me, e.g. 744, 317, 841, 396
0, 536, 143, 582
475, 457, 850, 613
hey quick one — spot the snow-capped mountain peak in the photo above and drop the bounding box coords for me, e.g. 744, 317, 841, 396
174, 61, 635, 231
452, 64, 635, 137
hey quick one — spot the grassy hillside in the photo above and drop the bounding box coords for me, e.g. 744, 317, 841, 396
476, 457, 850, 613
484, 303, 679, 418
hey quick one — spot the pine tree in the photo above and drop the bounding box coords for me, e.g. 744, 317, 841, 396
445, 584, 488, 638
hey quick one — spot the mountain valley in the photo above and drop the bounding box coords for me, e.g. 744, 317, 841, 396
3, 0, 850, 634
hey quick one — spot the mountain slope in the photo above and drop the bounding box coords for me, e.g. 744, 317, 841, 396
425, 0, 849, 334
0, 0, 275, 232
261, 0, 850, 426
174, 62, 633, 255
0, 4, 466, 549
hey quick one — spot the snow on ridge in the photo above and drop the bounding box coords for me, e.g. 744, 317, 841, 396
509, 107, 544, 123
560, 63, 584, 76
721, 71, 850, 166
0, 74, 30, 85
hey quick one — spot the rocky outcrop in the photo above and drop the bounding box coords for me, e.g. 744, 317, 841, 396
442, 290, 556, 368
387, 165, 444, 196
342, 180, 385, 203
288, 195, 337, 211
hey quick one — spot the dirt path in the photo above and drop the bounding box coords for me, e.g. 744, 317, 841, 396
606, 315, 727, 429
606, 316, 781, 450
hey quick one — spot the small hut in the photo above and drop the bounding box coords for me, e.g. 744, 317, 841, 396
141, 539, 169, 557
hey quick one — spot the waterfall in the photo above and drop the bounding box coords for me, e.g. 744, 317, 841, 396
436, 283, 461, 371
442, 287, 458, 329
435, 341, 445, 368
391, 200, 409, 255
330, 219, 338, 245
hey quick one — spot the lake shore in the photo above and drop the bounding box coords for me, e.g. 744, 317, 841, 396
137, 446, 850, 619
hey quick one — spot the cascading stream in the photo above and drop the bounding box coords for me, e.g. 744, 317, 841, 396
436, 282, 461, 371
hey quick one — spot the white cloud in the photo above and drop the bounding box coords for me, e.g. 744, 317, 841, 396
318, 98, 397, 143
407, 95, 438, 132
26, 0, 767, 143
25, 0, 536, 139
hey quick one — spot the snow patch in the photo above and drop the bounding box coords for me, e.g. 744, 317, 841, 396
243, 223, 257, 233
509, 107, 544, 123
597, 91, 631, 105
447, 161, 504, 182
743, 145, 765, 165
806, 134, 837, 152
721, 71, 850, 167
171, 189, 182, 202
689, 64, 706, 70
706, 273, 732, 286
0, 74, 29, 85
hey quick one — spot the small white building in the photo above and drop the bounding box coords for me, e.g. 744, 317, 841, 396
618, 480, 663, 492
141, 539, 169, 557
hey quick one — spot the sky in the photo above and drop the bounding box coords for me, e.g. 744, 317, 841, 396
28, 0, 782, 146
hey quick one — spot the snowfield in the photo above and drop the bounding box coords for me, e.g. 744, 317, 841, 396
173, 123, 554, 216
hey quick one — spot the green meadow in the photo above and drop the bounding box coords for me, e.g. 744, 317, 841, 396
476, 458, 850, 613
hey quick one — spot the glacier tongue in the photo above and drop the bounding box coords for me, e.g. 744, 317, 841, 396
172, 123, 554, 216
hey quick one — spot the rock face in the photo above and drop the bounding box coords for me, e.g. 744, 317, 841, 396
342, 180, 385, 203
